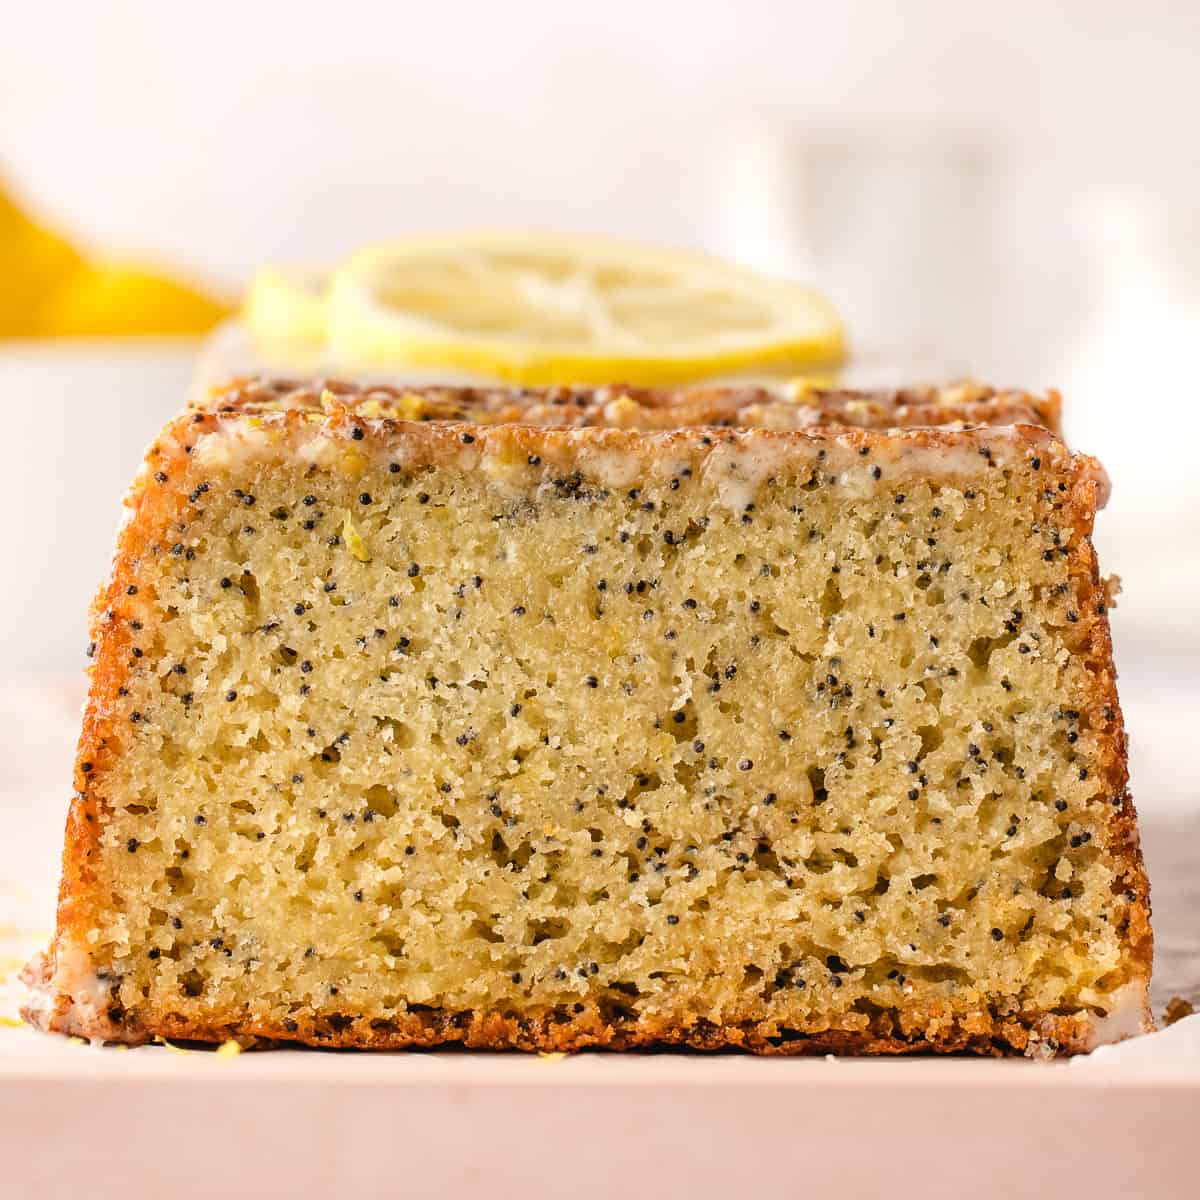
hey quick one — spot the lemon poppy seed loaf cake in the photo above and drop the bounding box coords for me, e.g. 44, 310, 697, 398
25, 379, 1151, 1054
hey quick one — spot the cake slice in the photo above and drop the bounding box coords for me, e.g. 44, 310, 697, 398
25, 381, 1151, 1054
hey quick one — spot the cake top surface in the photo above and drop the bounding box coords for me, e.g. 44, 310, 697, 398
194, 377, 1062, 436
174, 378, 1104, 508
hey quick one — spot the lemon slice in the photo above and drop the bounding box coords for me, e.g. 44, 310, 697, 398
244, 266, 328, 353
322, 232, 844, 385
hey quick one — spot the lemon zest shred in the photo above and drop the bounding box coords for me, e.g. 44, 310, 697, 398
342, 513, 372, 563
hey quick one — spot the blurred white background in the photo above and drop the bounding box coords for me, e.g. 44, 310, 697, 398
4, 2, 1199, 478
0, 0, 1197, 801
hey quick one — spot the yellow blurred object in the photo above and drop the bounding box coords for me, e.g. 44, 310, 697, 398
0, 176, 232, 338
0, 183, 84, 335
247, 231, 845, 385
38, 263, 232, 338
243, 266, 328, 352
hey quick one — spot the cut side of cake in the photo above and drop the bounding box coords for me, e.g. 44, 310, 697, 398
25, 381, 1151, 1054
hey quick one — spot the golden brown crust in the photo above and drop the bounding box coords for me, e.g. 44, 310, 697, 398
1058, 465, 1152, 988
196, 376, 1063, 435
53, 433, 199, 963
33, 380, 1148, 1055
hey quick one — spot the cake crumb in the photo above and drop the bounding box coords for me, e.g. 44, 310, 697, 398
1164, 996, 1195, 1026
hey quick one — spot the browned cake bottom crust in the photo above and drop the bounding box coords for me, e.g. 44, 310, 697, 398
22, 949, 1099, 1056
